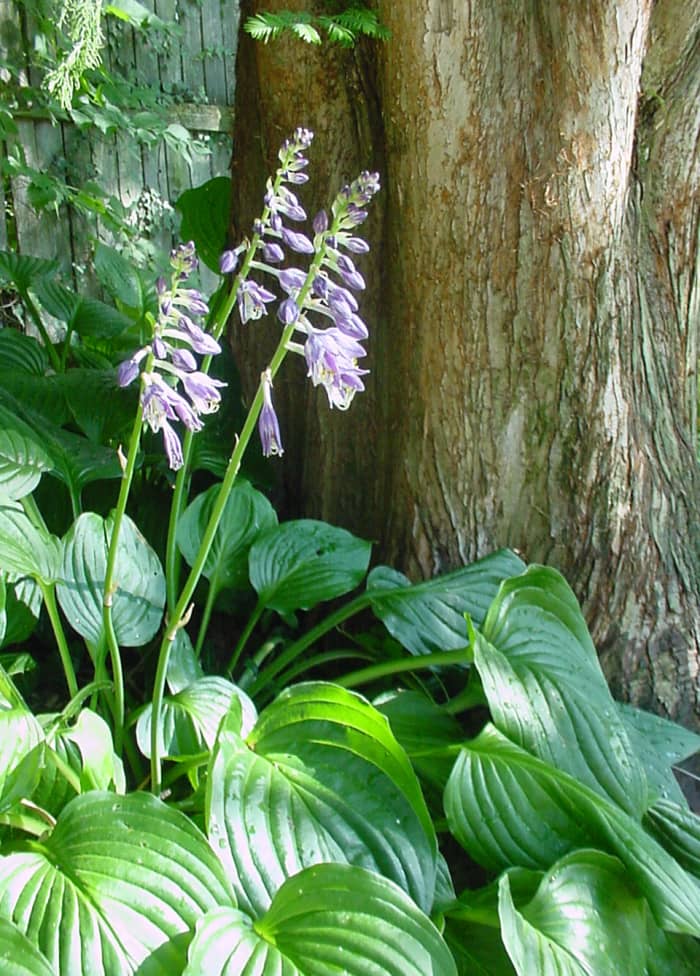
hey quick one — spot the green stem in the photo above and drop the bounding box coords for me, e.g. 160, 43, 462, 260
102, 362, 149, 754
247, 592, 373, 697
271, 648, 375, 691
194, 578, 218, 659
336, 648, 471, 690
227, 599, 265, 676
38, 581, 78, 699
20, 288, 62, 373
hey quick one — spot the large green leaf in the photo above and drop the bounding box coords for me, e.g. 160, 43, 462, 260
248, 520, 371, 613
185, 864, 457, 976
475, 566, 647, 816
618, 702, 700, 807
42, 424, 124, 497
136, 677, 257, 760
177, 480, 277, 600
367, 550, 525, 656
57, 512, 165, 647
0, 402, 53, 500
644, 798, 700, 879
206, 681, 437, 917
0, 916, 56, 976
444, 724, 700, 936
175, 177, 232, 273
57, 369, 137, 445
0, 331, 48, 375
0, 791, 235, 976
94, 243, 144, 310
34, 280, 132, 339
498, 850, 648, 976
374, 689, 464, 793
0, 708, 44, 812
443, 869, 540, 976
0, 251, 58, 292
0, 503, 60, 581
646, 918, 700, 976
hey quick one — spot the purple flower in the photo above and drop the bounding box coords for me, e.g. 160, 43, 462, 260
313, 210, 328, 234
261, 242, 285, 264
281, 227, 314, 254
161, 419, 184, 470
117, 354, 144, 388
170, 241, 198, 278
304, 328, 368, 410
144, 373, 203, 433
220, 249, 238, 274
238, 280, 277, 323
278, 297, 300, 326
279, 269, 307, 295
167, 316, 221, 355
174, 289, 209, 316
258, 372, 283, 457
285, 171, 309, 185
170, 347, 198, 372
180, 371, 226, 415
341, 236, 370, 254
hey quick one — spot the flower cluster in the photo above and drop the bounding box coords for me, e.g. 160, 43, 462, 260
117, 242, 225, 470
274, 170, 380, 411
220, 137, 380, 457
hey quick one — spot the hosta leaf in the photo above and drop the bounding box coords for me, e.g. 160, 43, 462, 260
0, 709, 44, 812
0, 402, 53, 500
367, 549, 525, 656
646, 918, 700, 976
0, 916, 56, 976
0, 791, 235, 976
644, 798, 700, 879
177, 481, 277, 599
0, 251, 58, 292
42, 426, 124, 497
64, 708, 123, 792
475, 566, 647, 816
0, 502, 60, 581
498, 851, 647, 976
94, 243, 143, 310
248, 520, 371, 612
207, 682, 436, 916
175, 177, 231, 273
57, 512, 165, 647
618, 703, 700, 807
185, 864, 457, 976
444, 724, 700, 936
34, 280, 131, 339
374, 689, 464, 793
57, 369, 137, 444
136, 677, 256, 760
0, 331, 48, 375
443, 868, 539, 976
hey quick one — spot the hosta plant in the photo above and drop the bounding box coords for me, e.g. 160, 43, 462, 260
0, 128, 698, 975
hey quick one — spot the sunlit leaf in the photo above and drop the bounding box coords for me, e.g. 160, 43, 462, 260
207, 682, 436, 916
367, 549, 525, 656
57, 512, 165, 646
249, 520, 371, 613
475, 566, 648, 815
185, 864, 456, 976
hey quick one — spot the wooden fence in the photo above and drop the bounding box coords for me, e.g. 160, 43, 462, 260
0, 0, 240, 279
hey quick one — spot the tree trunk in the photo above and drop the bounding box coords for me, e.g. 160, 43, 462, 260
231, 0, 700, 728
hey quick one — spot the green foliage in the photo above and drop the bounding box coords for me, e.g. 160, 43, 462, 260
244, 4, 391, 47
0, 126, 698, 975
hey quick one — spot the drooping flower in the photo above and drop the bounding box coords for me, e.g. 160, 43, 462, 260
258, 371, 283, 457
238, 280, 277, 324
304, 328, 369, 410
116, 242, 226, 469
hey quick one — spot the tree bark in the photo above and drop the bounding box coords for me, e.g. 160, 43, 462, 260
231, 0, 700, 727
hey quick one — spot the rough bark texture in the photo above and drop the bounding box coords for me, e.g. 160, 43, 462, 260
231, 0, 700, 729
